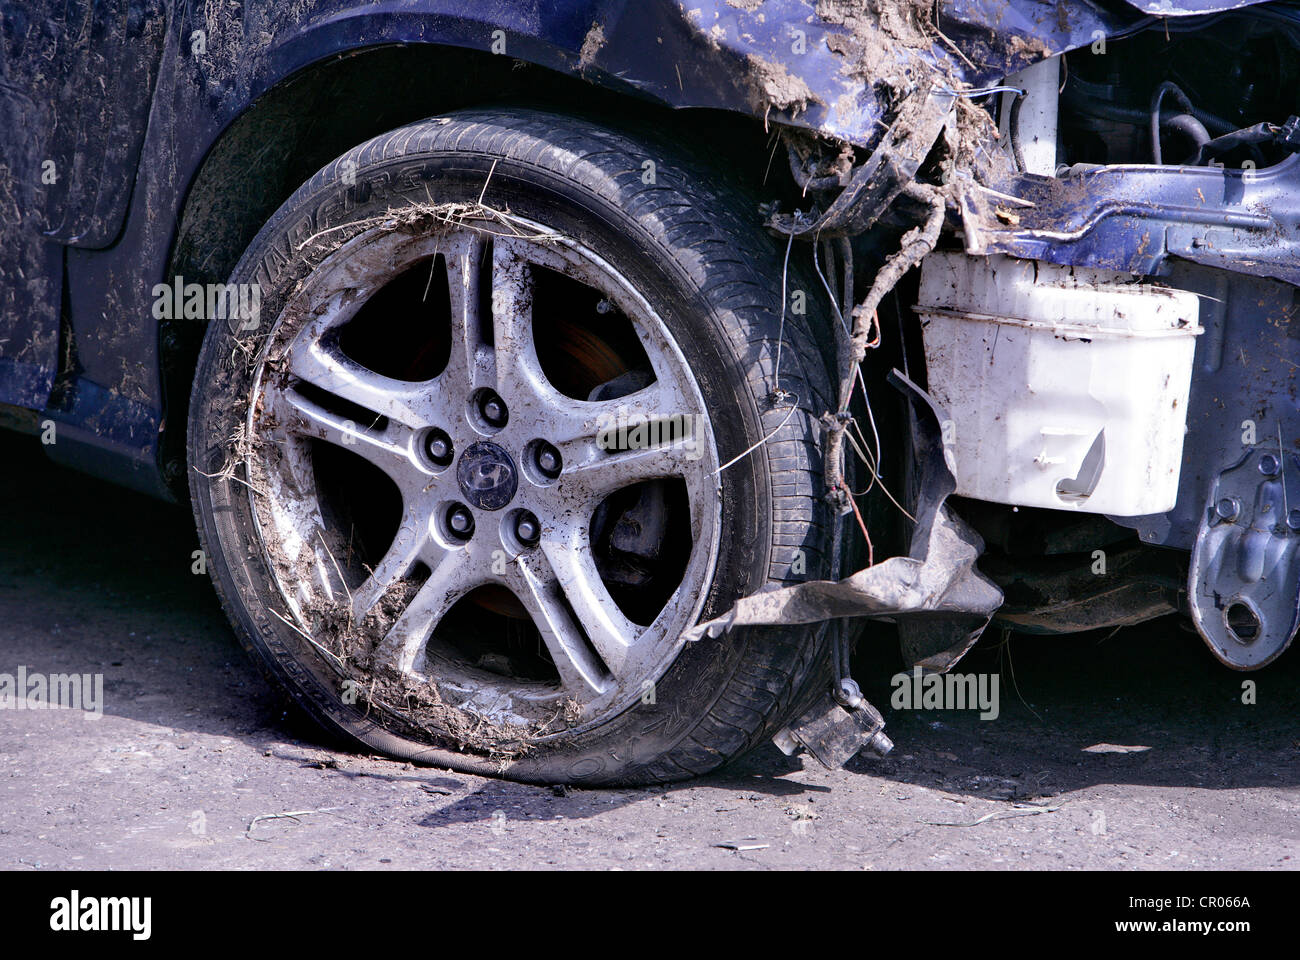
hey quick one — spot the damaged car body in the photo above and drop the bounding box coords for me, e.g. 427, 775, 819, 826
1, 0, 1296, 783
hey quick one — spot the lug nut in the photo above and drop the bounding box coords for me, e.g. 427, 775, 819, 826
536, 444, 561, 479
515, 512, 540, 545
480, 392, 507, 428
447, 504, 474, 539
424, 430, 453, 466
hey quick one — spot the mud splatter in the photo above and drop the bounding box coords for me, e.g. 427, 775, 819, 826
746, 53, 821, 117
578, 21, 606, 70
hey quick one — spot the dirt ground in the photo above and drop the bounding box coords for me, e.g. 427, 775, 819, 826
1, 430, 1297, 870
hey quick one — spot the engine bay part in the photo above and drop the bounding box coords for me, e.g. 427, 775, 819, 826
916, 253, 1203, 516
754, 4, 1300, 671
999, 56, 1060, 176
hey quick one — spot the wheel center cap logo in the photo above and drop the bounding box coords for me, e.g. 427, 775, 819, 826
457, 441, 518, 510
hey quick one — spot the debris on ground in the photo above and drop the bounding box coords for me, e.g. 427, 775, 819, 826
714, 838, 771, 851
245, 806, 346, 842
922, 800, 1066, 828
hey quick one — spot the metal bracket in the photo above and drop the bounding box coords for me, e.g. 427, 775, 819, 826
1189, 446, 1300, 669
773, 680, 893, 770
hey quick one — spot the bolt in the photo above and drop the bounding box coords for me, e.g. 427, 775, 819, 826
834, 678, 864, 710
536, 444, 561, 478
480, 393, 507, 428
1216, 497, 1241, 521
447, 504, 474, 538
515, 512, 540, 545
864, 731, 894, 758
1289, 508, 1300, 532
424, 430, 452, 465
1259, 453, 1280, 477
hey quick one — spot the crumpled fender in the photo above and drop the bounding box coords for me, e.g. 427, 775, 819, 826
580, 1, 1270, 153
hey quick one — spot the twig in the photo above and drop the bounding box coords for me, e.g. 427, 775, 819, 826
245, 807, 345, 841
477, 158, 500, 206
922, 801, 1065, 828
268, 609, 346, 670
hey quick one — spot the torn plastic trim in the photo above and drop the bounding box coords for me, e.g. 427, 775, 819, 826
684, 370, 1003, 672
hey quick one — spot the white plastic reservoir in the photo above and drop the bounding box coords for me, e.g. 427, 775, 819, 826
916, 253, 1202, 517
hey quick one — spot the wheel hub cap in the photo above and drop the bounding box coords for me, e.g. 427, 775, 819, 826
457, 441, 518, 510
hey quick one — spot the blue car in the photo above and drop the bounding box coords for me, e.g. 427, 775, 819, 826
1, 0, 1296, 783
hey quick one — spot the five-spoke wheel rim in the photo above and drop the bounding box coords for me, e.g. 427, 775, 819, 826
247, 216, 721, 732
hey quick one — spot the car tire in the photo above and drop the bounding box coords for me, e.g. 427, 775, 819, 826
187, 107, 837, 785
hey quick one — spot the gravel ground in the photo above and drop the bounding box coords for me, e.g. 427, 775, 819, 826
1, 430, 1298, 870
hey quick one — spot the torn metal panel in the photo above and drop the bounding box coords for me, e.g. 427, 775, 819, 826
962, 157, 1300, 286
768, 83, 953, 239
1122, 0, 1273, 14
686, 371, 1003, 674
585, 2, 1277, 151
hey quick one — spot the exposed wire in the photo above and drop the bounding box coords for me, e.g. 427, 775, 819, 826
711, 399, 800, 477
937, 83, 1026, 100
772, 227, 796, 399
840, 480, 874, 567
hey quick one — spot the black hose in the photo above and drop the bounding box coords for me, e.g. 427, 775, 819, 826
1163, 112, 1211, 162
1009, 90, 1028, 173
1150, 81, 1198, 164
787, 143, 842, 192
1191, 121, 1279, 165
1064, 82, 1237, 138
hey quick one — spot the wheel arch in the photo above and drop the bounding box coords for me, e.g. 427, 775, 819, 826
159, 42, 797, 497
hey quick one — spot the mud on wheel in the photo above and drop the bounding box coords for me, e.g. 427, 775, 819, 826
188, 108, 836, 785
